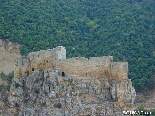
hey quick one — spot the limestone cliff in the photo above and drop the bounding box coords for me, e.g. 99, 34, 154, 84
0, 39, 21, 74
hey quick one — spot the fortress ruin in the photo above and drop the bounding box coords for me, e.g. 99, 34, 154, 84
5, 46, 136, 115
14, 46, 128, 81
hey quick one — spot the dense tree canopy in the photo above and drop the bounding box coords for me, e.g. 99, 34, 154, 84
0, 0, 155, 90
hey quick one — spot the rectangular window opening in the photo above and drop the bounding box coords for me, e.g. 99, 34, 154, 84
62, 72, 65, 77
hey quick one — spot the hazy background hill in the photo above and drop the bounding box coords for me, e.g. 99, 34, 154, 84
0, 0, 155, 90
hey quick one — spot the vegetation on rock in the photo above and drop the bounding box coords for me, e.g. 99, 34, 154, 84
135, 104, 155, 116
0, 71, 14, 91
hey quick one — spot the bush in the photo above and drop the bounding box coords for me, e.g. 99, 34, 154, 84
0, 71, 5, 79
136, 104, 145, 111
6, 71, 14, 91
135, 104, 155, 116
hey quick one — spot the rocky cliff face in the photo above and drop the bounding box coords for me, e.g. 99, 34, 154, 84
0, 69, 136, 116
0, 39, 21, 74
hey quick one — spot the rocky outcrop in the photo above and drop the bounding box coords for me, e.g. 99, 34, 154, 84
1, 69, 136, 116
0, 39, 21, 74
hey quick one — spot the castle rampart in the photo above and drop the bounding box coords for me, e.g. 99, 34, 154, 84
14, 46, 128, 81
59, 56, 113, 78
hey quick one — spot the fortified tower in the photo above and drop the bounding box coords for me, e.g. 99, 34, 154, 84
14, 46, 66, 78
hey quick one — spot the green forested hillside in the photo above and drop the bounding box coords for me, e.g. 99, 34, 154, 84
0, 0, 155, 90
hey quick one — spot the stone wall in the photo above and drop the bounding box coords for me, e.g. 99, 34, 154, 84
59, 56, 113, 78
110, 62, 128, 80
60, 57, 128, 81
14, 46, 66, 78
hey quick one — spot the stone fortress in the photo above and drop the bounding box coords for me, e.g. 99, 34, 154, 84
3, 46, 136, 116
14, 46, 128, 81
